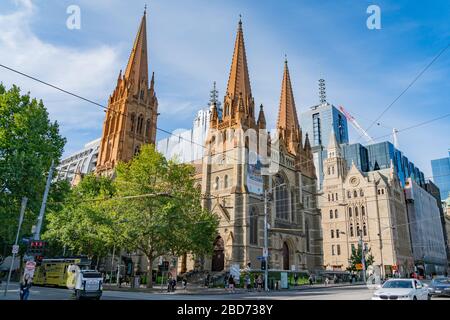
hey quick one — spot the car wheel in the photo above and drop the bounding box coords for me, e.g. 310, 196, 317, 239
413, 296, 417, 300
427, 294, 431, 300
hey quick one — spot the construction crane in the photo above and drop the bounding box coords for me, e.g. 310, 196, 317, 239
339, 106, 375, 144
339, 106, 399, 148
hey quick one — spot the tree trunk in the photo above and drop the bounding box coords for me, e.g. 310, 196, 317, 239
146, 255, 153, 288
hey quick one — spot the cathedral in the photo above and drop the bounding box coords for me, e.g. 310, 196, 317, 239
96, 11, 323, 275
193, 19, 323, 273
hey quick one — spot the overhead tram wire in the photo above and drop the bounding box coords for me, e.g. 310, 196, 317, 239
355, 42, 450, 143
2, 63, 449, 181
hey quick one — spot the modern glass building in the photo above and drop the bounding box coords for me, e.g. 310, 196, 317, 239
431, 151, 450, 200
319, 141, 426, 189
300, 103, 349, 189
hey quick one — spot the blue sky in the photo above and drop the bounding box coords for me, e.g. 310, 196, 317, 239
0, 0, 449, 178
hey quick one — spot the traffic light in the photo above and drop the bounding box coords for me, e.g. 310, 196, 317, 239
261, 260, 266, 270
27, 240, 48, 257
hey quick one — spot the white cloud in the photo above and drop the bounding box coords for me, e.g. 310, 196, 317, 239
0, 0, 121, 153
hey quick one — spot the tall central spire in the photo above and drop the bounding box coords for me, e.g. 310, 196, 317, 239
226, 18, 252, 104
124, 11, 149, 95
277, 59, 300, 134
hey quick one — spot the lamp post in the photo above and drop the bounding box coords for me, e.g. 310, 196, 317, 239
377, 226, 396, 279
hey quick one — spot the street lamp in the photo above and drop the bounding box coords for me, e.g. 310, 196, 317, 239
263, 183, 286, 292
377, 226, 396, 279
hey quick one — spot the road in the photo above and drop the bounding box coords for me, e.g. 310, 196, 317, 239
1, 283, 448, 300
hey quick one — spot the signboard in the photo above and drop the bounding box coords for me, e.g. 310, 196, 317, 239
230, 264, 241, 284
12, 245, 19, 254
280, 272, 288, 289
247, 156, 263, 195
355, 263, 363, 270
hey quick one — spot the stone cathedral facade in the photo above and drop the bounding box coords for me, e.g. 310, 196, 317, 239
193, 20, 323, 273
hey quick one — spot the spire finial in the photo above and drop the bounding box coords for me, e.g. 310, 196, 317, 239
284, 54, 288, 64
144, 4, 147, 15
238, 14, 243, 27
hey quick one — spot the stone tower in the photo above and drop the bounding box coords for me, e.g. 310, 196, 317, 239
96, 10, 158, 175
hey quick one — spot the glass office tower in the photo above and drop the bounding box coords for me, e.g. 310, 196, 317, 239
300, 103, 349, 189
431, 151, 450, 200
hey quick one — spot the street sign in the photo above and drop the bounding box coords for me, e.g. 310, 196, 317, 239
12, 245, 19, 254
355, 263, 363, 270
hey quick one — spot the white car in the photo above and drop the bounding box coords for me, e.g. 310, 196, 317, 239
372, 279, 430, 300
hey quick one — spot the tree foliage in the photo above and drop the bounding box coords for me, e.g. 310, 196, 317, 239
347, 243, 375, 272
0, 84, 66, 255
112, 145, 219, 287
44, 145, 219, 287
43, 174, 115, 259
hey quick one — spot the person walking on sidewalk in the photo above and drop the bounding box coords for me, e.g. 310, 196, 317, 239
228, 275, 235, 293
256, 275, 263, 292
20, 274, 32, 300
325, 277, 330, 286
308, 274, 314, 286
245, 274, 252, 292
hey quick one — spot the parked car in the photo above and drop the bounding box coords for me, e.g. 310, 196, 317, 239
372, 279, 430, 300
428, 277, 450, 297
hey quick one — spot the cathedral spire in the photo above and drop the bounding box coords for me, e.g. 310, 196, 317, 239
277, 59, 300, 134
124, 11, 149, 95
225, 18, 252, 107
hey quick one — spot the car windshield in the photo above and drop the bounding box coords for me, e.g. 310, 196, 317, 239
382, 280, 413, 289
432, 278, 450, 284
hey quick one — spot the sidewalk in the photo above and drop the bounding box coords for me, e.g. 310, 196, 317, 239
103, 282, 365, 296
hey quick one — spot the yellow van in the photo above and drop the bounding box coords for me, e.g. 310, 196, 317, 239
33, 258, 90, 288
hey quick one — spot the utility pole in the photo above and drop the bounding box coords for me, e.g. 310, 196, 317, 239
110, 244, 116, 284
4, 197, 27, 297
34, 160, 55, 240
359, 230, 366, 283
263, 189, 269, 292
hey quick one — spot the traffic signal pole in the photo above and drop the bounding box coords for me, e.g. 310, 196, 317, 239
34, 160, 54, 240
4, 197, 27, 297
263, 189, 269, 292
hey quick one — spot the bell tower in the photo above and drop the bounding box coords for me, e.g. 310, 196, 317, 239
96, 9, 158, 175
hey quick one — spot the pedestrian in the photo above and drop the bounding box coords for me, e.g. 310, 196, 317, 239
256, 275, 263, 292
224, 274, 229, 291
228, 275, 235, 293
20, 274, 32, 300
333, 274, 338, 284
204, 273, 210, 288
293, 273, 298, 287
245, 274, 252, 292
325, 277, 330, 286
308, 274, 314, 286
182, 277, 187, 290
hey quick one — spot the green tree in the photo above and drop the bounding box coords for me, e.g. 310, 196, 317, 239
347, 243, 375, 272
112, 145, 219, 288
0, 84, 66, 256
43, 174, 116, 259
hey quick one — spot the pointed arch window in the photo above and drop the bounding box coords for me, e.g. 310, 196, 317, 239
335, 209, 338, 219
355, 207, 359, 217
215, 177, 220, 190
130, 113, 136, 133
360, 189, 364, 197
250, 207, 258, 245
347, 191, 351, 199
330, 210, 333, 219
354, 190, 358, 198
331, 230, 334, 239
348, 207, 352, 218
275, 175, 289, 220
224, 175, 229, 189
361, 206, 366, 217
350, 224, 354, 237
363, 224, 367, 236
291, 191, 296, 222
331, 166, 335, 175
145, 119, 151, 138
137, 114, 144, 135
305, 221, 310, 252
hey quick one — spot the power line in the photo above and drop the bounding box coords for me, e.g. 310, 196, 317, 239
356, 42, 450, 142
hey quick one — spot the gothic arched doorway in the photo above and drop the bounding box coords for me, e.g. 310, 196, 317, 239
282, 242, 290, 270
212, 236, 224, 272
